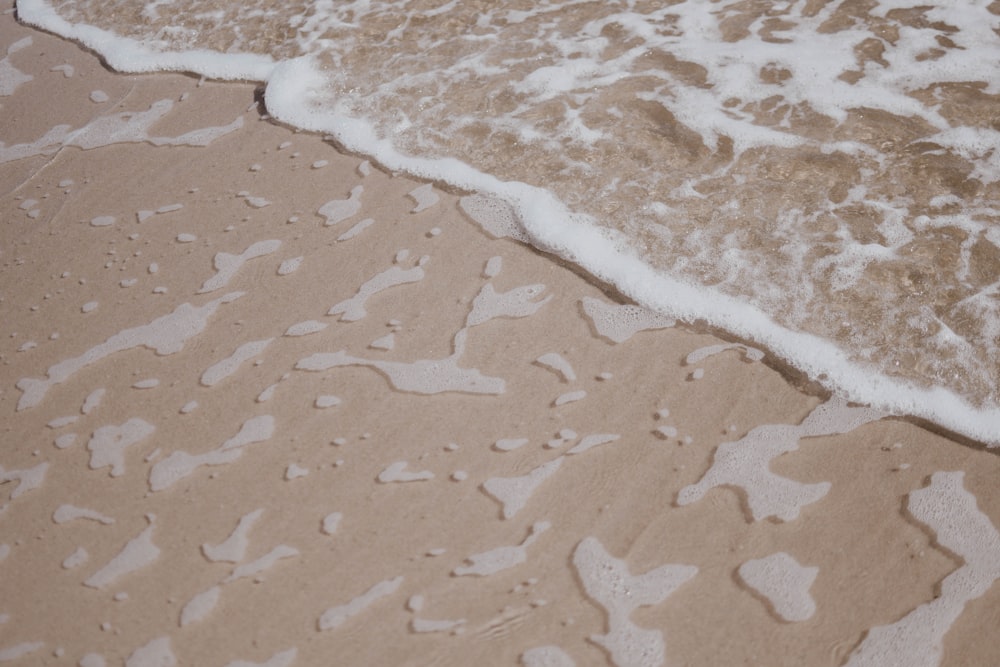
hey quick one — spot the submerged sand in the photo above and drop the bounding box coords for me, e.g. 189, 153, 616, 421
1, 10, 999, 667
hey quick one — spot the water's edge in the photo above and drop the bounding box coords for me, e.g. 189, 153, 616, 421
14, 0, 1000, 446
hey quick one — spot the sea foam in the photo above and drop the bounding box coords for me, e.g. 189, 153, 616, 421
15, 0, 1000, 444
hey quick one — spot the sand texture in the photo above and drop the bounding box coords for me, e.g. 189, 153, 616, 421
1, 10, 999, 667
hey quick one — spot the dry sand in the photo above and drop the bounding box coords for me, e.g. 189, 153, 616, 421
1, 8, 998, 666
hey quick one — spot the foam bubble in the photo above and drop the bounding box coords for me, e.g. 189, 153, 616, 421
377, 461, 434, 483
572, 536, 697, 667
483, 458, 563, 520
453, 522, 550, 577
124, 637, 174, 667
738, 552, 818, 622
202, 509, 263, 563
84, 515, 159, 588
318, 576, 404, 631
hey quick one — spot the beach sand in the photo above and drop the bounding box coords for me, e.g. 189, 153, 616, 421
2, 9, 999, 666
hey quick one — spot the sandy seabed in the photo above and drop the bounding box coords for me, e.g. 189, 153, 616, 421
1, 8, 999, 667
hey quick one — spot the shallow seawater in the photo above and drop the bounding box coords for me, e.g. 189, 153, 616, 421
5, 9, 1000, 665
18, 0, 1000, 441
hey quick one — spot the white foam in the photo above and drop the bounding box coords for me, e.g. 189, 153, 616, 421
277, 256, 302, 275
15, 0, 1000, 443
453, 521, 550, 577
200, 339, 273, 386
199, 241, 281, 293
256, 384, 278, 403
482, 458, 563, 520
0, 98, 243, 164
223, 648, 298, 667
410, 616, 465, 634
284, 320, 327, 337
521, 646, 576, 667
314, 395, 340, 409
545, 429, 578, 450
494, 438, 529, 452
47, 415, 78, 428
321, 512, 342, 535
225, 545, 299, 583
218, 415, 276, 449
581, 297, 675, 344
81, 388, 105, 414
124, 637, 175, 667
553, 390, 586, 407
0, 37, 33, 97
180, 586, 220, 627
0, 462, 49, 500
296, 349, 505, 395
79, 654, 106, 667
566, 434, 619, 456
377, 461, 434, 483
318, 576, 403, 631
202, 509, 263, 563
847, 471, 1000, 667
149, 415, 274, 491
466, 282, 552, 327
407, 184, 439, 213
85, 515, 159, 588
53, 505, 114, 525
369, 332, 395, 350
138, 204, 182, 223
285, 464, 308, 480
16, 292, 243, 410
573, 536, 697, 667
459, 195, 530, 242
535, 353, 576, 382
238, 192, 271, 208
328, 255, 428, 322
18, 0, 275, 76
87, 418, 155, 477
678, 398, 884, 521
318, 185, 362, 226
484, 256, 503, 278
337, 217, 374, 241
0, 642, 44, 662
686, 343, 765, 365
738, 552, 818, 622
62, 546, 88, 569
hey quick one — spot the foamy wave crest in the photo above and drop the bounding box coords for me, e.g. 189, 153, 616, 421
16, 0, 1000, 444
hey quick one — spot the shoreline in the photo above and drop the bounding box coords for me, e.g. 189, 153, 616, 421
2, 9, 999, 667
13, 1, 1000, 447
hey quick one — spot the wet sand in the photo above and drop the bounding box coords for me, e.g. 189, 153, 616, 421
2, 10, 999, 667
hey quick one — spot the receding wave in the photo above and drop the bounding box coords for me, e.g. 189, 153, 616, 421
16, 0, 1000, 443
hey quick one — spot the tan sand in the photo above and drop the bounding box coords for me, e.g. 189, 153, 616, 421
1, 9, 998, 666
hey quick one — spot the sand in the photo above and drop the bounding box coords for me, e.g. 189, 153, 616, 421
1, 8, 999, 666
